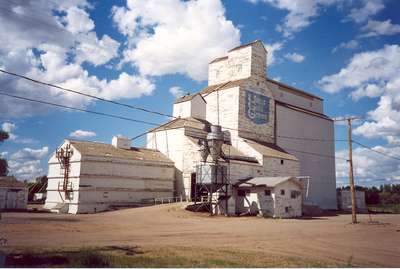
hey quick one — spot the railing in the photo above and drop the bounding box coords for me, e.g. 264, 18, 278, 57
153, 195, 210, 205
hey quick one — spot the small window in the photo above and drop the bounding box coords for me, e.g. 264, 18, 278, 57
291, 190, 300, 199
264, 189, 271, 196
285, 207, 289, 213
310, 102, 313, 107
280, 159, 284, 165
280, 189, 285, 195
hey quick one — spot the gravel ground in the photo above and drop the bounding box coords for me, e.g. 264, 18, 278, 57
1, 203, 399, 267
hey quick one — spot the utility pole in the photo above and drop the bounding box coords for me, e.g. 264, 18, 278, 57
334, 116, 361, 224
347, 118, 357, 224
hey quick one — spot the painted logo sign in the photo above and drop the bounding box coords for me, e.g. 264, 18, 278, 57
245, 90, 269, 124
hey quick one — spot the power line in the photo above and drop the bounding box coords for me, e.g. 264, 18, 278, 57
0, 69, 173, 119
0, 91, 159, 127
353, 140, 400, 161
0, 69, 347, 143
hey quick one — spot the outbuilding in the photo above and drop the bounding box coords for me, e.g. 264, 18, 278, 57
0, 176, 28, 210
337, 189, 368, 213
44, 136, 175, 214
234, 176, 302, 218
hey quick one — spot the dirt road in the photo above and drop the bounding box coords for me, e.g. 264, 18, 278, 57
1, 203, 399, 267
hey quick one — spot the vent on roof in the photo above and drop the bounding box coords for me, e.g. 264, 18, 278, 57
112, 136, 131, 150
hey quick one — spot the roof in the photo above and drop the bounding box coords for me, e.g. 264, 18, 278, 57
228, 40, 267, 53
0, 176, 26, 188
276, 101, 332, 121
267, 78, 323, 101
148, 117, 209, 133
67, 140, 173, 164
244, 139, 298, 161
209, 56, 228, 64
236, 176, 302, 188
174, 92, 207, 104
200, 80, 246, 97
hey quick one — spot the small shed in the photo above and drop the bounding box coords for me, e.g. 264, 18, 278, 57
234, 176, 302, 218
337, 189, 367, 213
0, 176, 28, 210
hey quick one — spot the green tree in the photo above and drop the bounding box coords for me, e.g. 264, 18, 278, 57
0, 130, 9, 176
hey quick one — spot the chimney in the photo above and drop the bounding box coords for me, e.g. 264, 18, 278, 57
112, 136, 131, 150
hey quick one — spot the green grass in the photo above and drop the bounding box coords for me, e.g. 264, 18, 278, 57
368, 204, 400, 214
3, 245, 335, 268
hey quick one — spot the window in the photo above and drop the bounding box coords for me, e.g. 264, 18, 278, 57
280, 189, 285, 195
291, 190, 301, 199
285, 207, 289, 213
264, 189, 271, 196
280, 159, 284, 165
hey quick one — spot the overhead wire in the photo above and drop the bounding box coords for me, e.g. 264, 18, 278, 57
0, 91, 159, 127
352, 140, 400, 161
0, 69, 348, 143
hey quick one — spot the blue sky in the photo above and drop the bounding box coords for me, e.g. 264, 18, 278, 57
0, 0, 399, 186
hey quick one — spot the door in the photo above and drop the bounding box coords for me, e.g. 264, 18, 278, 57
6, 191, 17, 209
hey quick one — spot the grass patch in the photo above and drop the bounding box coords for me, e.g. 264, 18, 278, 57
3, 245, 335, 268
368, 204, 400, 214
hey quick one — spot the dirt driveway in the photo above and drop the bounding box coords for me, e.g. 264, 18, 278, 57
1, 203, 399, 267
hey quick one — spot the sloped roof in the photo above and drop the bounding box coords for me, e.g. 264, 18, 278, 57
209, 56, 228, 64
0, 176, 26, 188
244, 139, 298, 161
236, 176, 302, 188
267, 78, 323, 101
174, 92, 207, 104
228, 40, 267, 52
148, 117, 209, 133
68, 140, 173, 164
200, 80, 246, 97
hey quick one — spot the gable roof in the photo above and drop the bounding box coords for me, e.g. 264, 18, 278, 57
267, 78, 323, 101
148, 117, 209, 133
0, 176, 26, 188
67, 139, 173, 164
200, 80, 246, 97
228, 40, 267, 53
243, 138, 298, 161
236, 176, 302, 188
174, 92, 207, 104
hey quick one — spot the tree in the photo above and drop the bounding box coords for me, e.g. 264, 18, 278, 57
0, 130, 9, 176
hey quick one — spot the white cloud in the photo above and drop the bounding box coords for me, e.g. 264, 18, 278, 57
264, 42, 283, 65
169, 86, 186, 98
249, 0, 339, 37
319, 45, 400, 144
284, 52, 305, 63
0, 0, 154, 118
8, 146, 49, 179
1, 122, 17, 140
347, 0, 384, 24
112, 0, 241, 81
69, 129, 96, 138
332, 40, 359, 53
360, 19, 400, 37
336, 145, 400, 186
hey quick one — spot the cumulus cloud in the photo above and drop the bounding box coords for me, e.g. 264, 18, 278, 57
112, 0, 241, 81
336, 145, 400, 186
319, 45, 400, 145
347, 0, 384, 24
69, 130, 96, 138
8, 146, 49, 179
360, 19, 400, 37
248, 0, 340, 37
0, 0, 154, 118
332, 40, 359, 53
1, 122, 17, 140
264, 42, 283, 65
284, 52, 305, 63
169, 86, 186, 98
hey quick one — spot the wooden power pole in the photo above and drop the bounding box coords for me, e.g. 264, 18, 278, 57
347, 118, 357, 224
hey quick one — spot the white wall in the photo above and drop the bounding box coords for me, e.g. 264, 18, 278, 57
276, 104, 337, 209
